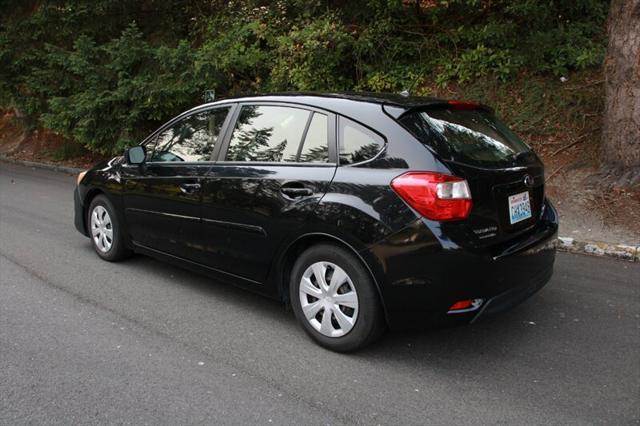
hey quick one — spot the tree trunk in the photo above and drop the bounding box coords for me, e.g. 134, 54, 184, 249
602, 0, 640, 171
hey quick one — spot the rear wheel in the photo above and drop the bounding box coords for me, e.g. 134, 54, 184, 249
87, 195, 131, 262
290, 244, 384, 352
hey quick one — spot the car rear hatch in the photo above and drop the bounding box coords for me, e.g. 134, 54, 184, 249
396, 102, 545, 248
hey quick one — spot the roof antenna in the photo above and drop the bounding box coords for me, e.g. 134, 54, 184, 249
401, 66, 427, 97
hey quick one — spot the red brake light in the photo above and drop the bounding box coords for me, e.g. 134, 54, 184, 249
390, 172, 472, 221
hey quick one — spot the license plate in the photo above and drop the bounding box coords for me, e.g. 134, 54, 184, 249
508, 191, 532, 224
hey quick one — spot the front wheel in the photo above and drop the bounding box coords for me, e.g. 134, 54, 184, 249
87, 195, 132, 262
290, 244, 385, 352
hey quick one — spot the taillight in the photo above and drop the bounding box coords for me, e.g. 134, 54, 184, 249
390, 172, 472, 221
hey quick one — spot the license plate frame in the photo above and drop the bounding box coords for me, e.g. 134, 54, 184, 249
508, 191, 532, 225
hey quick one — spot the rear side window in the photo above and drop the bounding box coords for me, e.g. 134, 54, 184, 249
339, 118, 384, 165
226, 105, 314, 162
398, 108, 531, 167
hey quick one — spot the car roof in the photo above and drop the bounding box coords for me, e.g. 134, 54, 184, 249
196, 91, 449, 110
231, 92, 444, 106
182, 92, 493, 124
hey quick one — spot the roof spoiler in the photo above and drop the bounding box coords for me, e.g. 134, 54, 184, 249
444, 100, 494, 112
383, 99, 494, 119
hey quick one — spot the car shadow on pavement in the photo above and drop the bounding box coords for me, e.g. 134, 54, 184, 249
115, 252, 295, 322
117, 249, 551, 361
356, 291, 558, 369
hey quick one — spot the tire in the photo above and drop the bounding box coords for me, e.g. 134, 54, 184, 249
87, 195, 132, 262
290, 243, 385, 352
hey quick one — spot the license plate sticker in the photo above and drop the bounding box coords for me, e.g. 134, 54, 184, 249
508, 191, 532, 224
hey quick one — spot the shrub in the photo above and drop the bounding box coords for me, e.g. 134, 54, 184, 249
0, 0, 609, 155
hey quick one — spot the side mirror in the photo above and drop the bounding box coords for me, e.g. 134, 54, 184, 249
125, 146, 146, 165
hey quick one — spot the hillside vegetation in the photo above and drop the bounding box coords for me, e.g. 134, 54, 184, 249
0, 0, 608, 157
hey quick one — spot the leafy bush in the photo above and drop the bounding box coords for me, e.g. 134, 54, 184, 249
37, 24, 201, 154
0, 0, 609, 155
271, 15, 355, 91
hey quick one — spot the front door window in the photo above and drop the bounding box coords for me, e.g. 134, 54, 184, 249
148, 107, 231, 162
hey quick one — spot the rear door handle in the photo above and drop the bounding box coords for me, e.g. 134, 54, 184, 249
280, 186, 313, 198
179, 182, 201, 194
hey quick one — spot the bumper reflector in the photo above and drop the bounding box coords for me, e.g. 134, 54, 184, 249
447, 298, 484, 314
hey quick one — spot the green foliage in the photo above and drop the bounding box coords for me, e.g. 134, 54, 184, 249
196, 16, 272, 94
436, 45, 523, 85
37, 24, 201, 153
0, 0, 608, 155
270, 15, 355, 91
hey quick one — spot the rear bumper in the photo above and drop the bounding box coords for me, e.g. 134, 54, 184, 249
361, 199, 559, 330
471, 260, 553, 323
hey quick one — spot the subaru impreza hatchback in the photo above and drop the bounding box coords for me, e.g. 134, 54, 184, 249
74, 93, 558, 351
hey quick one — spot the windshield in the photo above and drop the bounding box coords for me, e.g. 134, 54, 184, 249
398, 108, 531, 167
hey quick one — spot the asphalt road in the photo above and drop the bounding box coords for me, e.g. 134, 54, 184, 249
1, 161, 639, 426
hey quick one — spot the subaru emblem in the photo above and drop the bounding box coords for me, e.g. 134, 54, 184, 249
523, 175, 534, 188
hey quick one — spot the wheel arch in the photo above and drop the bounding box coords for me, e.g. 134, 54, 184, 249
273, 232, 389, 324
82, 187, 132, 250
81, 188, 105, 234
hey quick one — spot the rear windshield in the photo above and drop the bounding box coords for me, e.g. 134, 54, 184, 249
398, 108, 531, 167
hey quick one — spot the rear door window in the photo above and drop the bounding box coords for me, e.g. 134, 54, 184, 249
339, 118, 384, 165
225, 105, 311, 162
398, 108, 531, 167
298, 112, 329, 163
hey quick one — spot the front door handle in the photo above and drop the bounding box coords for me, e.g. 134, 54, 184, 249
280, 186, 313, 198
179, 182, 201, 194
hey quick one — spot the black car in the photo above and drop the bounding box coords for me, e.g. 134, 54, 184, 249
74, 92, 558, 351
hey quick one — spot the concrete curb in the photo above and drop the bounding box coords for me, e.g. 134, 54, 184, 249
0, 156, 83, 175
557, 237, 639, 262
2, 155, 638, 262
